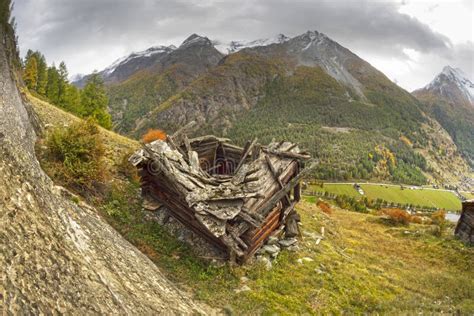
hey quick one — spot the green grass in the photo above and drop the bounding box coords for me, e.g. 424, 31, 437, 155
361, 184, 461, 211
308, 183, 462, 211
309, 184, 361, 198
102, 193, 474, 314
461, 192, 474, 200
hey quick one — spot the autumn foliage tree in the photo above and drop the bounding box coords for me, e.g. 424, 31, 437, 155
21, 52, 113, 129
23, 52, 38, 90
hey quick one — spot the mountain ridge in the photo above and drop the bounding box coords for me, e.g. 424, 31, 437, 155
72, 31, 472, 187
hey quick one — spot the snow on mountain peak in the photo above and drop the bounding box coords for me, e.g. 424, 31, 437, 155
213, 34, 290, 54
103, 45, 175, 76
427, 65, 474, 104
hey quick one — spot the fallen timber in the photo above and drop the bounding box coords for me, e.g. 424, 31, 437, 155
130, 128, 311, 263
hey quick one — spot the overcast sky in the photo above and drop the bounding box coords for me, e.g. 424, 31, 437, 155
13, 0, 473, 91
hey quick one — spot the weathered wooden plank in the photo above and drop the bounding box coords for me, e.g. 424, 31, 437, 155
265, 154, 292, 206
171, 120, 197, 141
235, 138, 258, 173
257, 166, 311, 217
263, 148, 311, 160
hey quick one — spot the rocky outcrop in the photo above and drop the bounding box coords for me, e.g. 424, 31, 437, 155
0, 29, 209, 314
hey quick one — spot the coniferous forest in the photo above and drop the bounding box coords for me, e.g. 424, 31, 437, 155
22, 50, 111, 128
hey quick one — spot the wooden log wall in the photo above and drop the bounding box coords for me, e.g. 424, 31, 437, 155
134, 134, 310, 263
455, 200, 474, 244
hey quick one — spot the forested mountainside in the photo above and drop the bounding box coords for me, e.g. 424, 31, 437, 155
0, 3, 209, 313
74, 31, 471, 186
413, 66, 474, 168
106, 34, 223, 133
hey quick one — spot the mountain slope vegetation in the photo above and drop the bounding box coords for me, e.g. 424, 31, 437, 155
73, 31, 472, 186
101, 34, 224, 133
413, 66, 474, 168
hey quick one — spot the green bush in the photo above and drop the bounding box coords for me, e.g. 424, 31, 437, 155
46, 119, 106, 190
117, 149, 140, 184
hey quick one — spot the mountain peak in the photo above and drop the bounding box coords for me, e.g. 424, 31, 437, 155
416, 66, 474, 108
299, 30, 327, 41
180, 34, 212, 48
440, 65, 469, 81
426, 65, 474, 105
102, 45, 175, 76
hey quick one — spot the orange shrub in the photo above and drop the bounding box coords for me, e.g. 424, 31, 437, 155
142, 129, 167, 143
411, 215, 423, 224
383, 208, 411, 225
317, 200, 332, 215
431, 209, 446, 225
431, 209, 447, 237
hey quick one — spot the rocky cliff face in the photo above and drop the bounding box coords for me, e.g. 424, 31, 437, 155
0, 28, 209, 314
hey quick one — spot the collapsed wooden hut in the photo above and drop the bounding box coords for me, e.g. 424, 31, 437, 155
130, 125, 311, 263
455, 200, 474, 245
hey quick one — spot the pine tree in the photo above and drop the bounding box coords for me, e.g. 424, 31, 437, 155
24, 49, 34, 66
34, 51, 48, 95
80, 72, 112, 129
23, 53, 38, 90
0, 0, 12, 27
46, 64, 60, 104
63, 84, 81, 113
58, 61, 69, 107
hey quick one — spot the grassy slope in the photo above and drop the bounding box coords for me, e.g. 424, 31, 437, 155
309, 183, 362, 198
27, 91, 139, 170
309, 183, 462, 211
30, 94, 474, 314
75, 197, 474, 314
462, 192, 474, 200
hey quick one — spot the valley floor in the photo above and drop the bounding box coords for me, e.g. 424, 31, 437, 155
308, 183, 467, 212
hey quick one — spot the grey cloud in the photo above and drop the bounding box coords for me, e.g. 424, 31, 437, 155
235, 0, 451, 54
447, 42, 474, 79
12, 0, 466, 89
